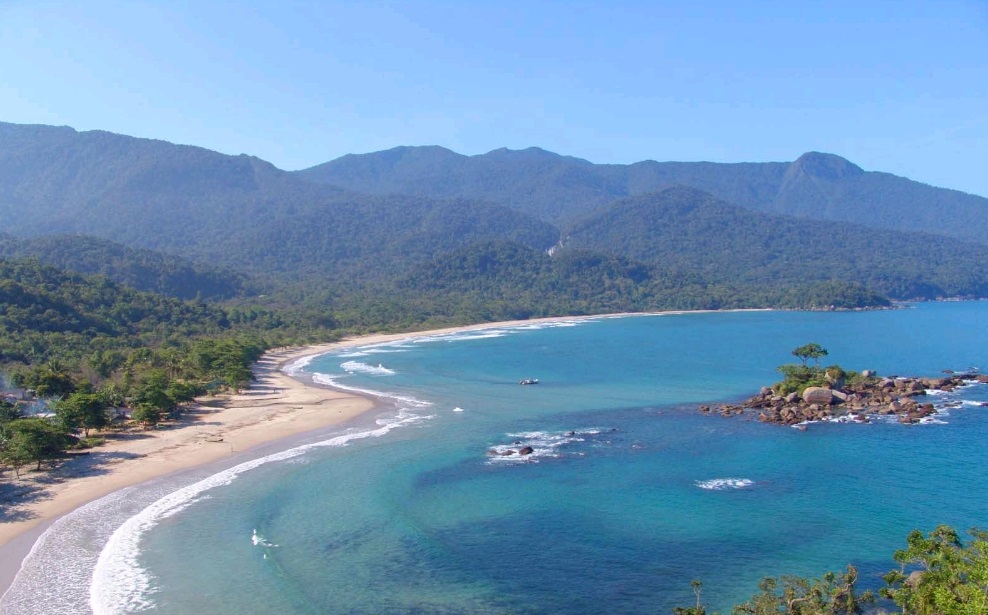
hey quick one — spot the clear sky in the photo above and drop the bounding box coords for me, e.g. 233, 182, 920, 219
2, 1, 987, 196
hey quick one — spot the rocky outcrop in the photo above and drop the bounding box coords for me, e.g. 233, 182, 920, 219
699, 373, 984, 427
802, 387, 835, 405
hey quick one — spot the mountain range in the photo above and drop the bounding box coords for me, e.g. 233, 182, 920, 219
1, 120, 986, 323
298, 145, 988, 246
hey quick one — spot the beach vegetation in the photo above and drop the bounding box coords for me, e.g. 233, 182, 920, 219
0, 417, 71, 472
881, 525, 988, 615
131, 403, 162, 428
55, 390, 111, 437
675, 526, 988, 615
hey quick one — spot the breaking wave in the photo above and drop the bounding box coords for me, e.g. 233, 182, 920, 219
340, 361, 395, 376
695, 478, 754, 491
89, 408, 433, 614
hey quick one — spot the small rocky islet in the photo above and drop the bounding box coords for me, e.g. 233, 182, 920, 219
701, 372, 988, 427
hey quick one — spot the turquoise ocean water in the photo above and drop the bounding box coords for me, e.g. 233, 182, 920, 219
3, 303, 988, 614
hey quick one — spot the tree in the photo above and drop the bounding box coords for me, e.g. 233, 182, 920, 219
881, 525, 988, 615
55, 391, 110, 437
730, 566, 871, 615
131, 403, 162, 428
674, 579, 706, 615
0, 398, 22, 424
792, 343, 829, 367
2, 418, 70, 471
22, 360, 77, 398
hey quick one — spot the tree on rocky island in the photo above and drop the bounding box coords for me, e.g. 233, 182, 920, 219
792, 343, 829, 367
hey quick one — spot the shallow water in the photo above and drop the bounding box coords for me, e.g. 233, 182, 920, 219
4, 303, 988, 614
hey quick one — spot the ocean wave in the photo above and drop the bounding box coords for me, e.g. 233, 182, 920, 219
310, 372, 432, 408
361, 347, 410, 354
251, 529, 279, 549
0, 483, 177, 615
90, 408, 433, 615
340, 361, 395, 376
695, 478, 754, 491
414, 330, 511, 344
487, 428, 608, 464
452, 407, 465, 413
283, 355, 316, 376
511, 320, 585, 330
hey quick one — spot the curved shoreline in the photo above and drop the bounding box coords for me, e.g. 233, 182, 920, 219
0, 309, 757, 601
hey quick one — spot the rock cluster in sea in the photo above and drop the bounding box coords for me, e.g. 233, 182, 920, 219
700, 373, 988, 426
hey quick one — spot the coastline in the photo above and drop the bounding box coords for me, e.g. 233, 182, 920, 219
0, 309, 754, 599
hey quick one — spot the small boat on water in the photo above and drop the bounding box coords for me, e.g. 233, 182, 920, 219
519, 378, 539, 385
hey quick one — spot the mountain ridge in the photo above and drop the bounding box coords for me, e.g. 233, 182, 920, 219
297, 145, 988, 245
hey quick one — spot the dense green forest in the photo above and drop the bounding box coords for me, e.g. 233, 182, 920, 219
298, 145, 988, 245
560, 187, 988, 299
0, 257, 336, 472
0, 233, 248, 300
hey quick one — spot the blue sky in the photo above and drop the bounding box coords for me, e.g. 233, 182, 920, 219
2, 1, 987, 197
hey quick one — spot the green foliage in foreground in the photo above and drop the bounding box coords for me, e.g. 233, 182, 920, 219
676, 526, 988, 615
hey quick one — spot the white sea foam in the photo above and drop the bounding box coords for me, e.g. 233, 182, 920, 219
251, 529, 279, 548
415, 330, 511, 344
340, 361, 395, 376
360, 348, 410, 354
311, 372, 432, 408
487, 428, 606, 464
89, 409, 432, 615
283, 355, 316, 376
695, 478, 754, 491
511, 320, 585, 330
452, 407, 465, 412
0, 483, 175, 615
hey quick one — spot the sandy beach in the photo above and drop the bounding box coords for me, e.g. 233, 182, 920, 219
0, 311, 723, 600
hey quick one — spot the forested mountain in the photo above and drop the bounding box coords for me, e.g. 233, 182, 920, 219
297, 146, 988, 245
392, 240, 889, 321
0, 233, 247, 300
0, 122, 556, 284
1, 120, 985, 322
0, 258, 233, 365
560, 187, 988, 299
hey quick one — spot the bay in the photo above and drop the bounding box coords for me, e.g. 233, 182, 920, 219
14, 302, 988, 614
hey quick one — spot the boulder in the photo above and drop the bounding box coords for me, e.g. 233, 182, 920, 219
785, 392, 800, 404
831, 390, 849, 402
802, 387, 835, 405
861, 370, 876, 379
518, 446, 534, 456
